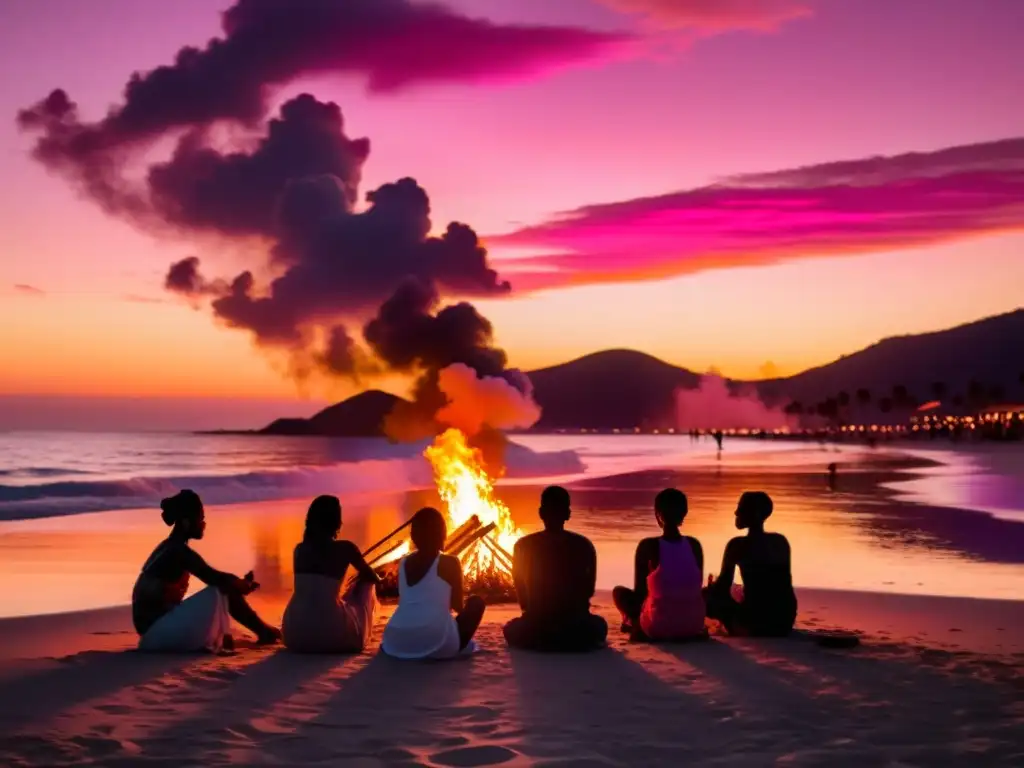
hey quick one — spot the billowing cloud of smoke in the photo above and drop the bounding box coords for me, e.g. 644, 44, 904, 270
17, 0, 626, 212
358, 279, 532, 443
599, 0, 811, 33
674, 374, 795, 431
495, 137, 1024, 292
16, 1, 585, 441
436, 363, 541, 437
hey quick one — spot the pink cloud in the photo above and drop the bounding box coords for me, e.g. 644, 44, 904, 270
494, 138, 1024, 291
598, 0, 812, 32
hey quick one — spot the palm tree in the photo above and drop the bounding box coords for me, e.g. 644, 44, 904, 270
837, 391, 851, 408
856, 388, 871, 406
784, 401, 803, 415
879, 397, 893, 415
930, 381, 947, 401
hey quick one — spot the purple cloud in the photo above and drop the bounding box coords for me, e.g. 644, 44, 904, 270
17, 0, 627, 200
494, 137, 1024, 290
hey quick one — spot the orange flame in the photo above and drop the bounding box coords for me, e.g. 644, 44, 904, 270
423, 427, 521, 573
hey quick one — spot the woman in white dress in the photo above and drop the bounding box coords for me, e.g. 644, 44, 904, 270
132, 490, 280, 653
283, 495, 381, 653
381, 507, 486, 660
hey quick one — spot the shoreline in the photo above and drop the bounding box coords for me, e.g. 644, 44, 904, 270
4, 447, 1024, 620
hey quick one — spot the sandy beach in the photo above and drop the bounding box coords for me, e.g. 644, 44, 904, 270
1, 588, 1022, 767
2, 442, 1023, 765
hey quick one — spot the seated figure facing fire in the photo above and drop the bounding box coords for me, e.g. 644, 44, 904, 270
503, 486, 608, 652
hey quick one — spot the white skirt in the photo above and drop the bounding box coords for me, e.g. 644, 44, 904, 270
138, 586, 232, 653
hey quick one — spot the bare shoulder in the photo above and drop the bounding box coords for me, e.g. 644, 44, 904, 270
724, 536, 746, 556
569, 530, 598, 559
636, 536, 660, 553
438, 553, 463, 576
514, 532, 539, 553
335, 539, 360, 558
768, 532, 791, 550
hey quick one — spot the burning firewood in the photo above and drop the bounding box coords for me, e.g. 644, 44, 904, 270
364, 428, 522, 603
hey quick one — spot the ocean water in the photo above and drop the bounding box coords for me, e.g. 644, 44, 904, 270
0, 431, 1023, 617
0, 430, 815, 521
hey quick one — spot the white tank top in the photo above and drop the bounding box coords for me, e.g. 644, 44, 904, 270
381, 555, 461, 659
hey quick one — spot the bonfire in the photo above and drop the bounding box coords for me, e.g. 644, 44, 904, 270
364, 428, 520, 603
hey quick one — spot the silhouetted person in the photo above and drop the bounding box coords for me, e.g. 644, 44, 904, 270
283, 495, 381, 653
503, 486, 608, 652
704, 491, 797, 636
132, 490, 279, 652
613, 488, 706, 642
382, 507, 485, 659
714, 431, 724, 451
827, 462, 838, 490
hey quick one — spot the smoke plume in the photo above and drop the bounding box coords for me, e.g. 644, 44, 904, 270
15, 0, 570, 440
436, 363, 541, 437
674, 374, 795, 431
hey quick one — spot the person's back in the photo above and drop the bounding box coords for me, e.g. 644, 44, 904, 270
735, 531, 796, 631
706, 492, 797, 636
613, 489, 706, 641
640, 537, 705, 639
516, 528, 595, 622
284, 497, 380, 654
382, 553, 460, 658
381, 507, 486, 660
504, 486, 607, 652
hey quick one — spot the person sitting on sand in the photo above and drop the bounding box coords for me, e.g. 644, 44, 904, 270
282, 495, 381, 654
503, 486, 608, 652
132, 490, 280, 652
381, 507, 486, 660
704, 491, 797, 637
612, 488, 706, 642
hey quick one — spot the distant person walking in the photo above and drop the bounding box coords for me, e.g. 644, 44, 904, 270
613, 488, 706, 641
504, 486, 608, 652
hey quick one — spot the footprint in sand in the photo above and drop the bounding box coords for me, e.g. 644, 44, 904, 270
429, 744, 519, 767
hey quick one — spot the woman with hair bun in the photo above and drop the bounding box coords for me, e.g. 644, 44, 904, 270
132, 489, 280, 652
282, 495, 381, 653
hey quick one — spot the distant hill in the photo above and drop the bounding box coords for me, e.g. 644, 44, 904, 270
754, 309, 1024, 408
258, 309, 1024, 435
259, 390, 401, 437
527, 349, 700, 430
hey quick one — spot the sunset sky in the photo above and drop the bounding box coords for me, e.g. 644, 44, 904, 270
2, 0, 1023, 428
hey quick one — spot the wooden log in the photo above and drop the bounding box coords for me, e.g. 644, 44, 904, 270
479, 535, 514, 574
450, 522, 496, 559
362, 518, 414, 559
443, 516, 483, 554
367, 539, 408, 568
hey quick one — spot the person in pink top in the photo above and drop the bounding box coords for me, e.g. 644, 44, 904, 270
613, 488, 707, 642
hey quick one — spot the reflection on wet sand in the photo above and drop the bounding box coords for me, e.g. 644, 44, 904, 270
1, 452, 1024, 619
